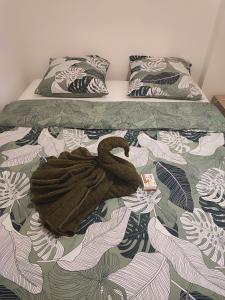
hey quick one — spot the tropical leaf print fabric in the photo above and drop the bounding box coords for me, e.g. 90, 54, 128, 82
1, 114, 225, 298
128, 56, 202, 100
35, 55, 109, 97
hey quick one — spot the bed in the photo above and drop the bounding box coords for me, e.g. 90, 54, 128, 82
0, 80, 225, 300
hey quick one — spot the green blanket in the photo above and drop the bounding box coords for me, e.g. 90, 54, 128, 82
1, 99, 225, 130
0, 99, 225, 300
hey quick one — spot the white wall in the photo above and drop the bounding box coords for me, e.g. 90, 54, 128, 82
0, 0, 29, 110
202, 0, 225, 100
0, 0, 224, 108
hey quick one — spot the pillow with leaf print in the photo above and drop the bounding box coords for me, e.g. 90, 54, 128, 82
128, 55, 202, 100
35, 55, 110, 97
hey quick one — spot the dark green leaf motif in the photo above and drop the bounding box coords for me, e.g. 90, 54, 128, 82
129, 86, 150, 97
155, 161, 194, 212
85, 69, 105, 82
65, 57, 86, 62
180, 130, 207, 142
0, 126, 15, 133
68, 76, 92, 93
0, 285, 20, 300
118, 212, 154, 259
77, 202, 108, 234
10, 211, 25, 232
180, 290, 213, 300
84, 129, 113, 140
124, 130, 141, 146
142, 72, 180, 85
199, 197, 225, 228
16, 127, 42, 146
129, 55, 147, 61
48, 126, 60, 138
49, 252, 127, 300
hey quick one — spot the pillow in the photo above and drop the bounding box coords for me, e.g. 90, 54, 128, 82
128, 55, 202, 100
35, 55, 110, 97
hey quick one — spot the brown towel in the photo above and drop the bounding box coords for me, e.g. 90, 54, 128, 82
30, 137, 141, 236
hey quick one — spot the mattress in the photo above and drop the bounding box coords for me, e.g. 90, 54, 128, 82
18, 79, 209, 102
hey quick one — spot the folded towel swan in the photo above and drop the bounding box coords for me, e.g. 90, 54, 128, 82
30, 137, 141, 236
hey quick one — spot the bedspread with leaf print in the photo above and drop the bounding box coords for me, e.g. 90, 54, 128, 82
0, 99, 225, 300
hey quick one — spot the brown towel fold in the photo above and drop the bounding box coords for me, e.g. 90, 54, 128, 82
30, 137, 141, 236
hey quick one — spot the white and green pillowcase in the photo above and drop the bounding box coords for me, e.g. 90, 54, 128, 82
35, 55, 110, 97
128, 55, 202, 100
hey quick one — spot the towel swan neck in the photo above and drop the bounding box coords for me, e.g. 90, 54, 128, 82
97, 137, 141, 184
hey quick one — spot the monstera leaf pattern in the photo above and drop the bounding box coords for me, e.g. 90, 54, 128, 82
128, 56, 202, 99
146, 86, 168, 97
122, 187, 161, 213
159, 131, 191, 153
140, 58, 167, 72
118, 212, 154, 259
199, 197, 225, 228
36, 55, 109, 97
1, 123, 225, 300
55, 67, 86, 87
0, 171, 30, 209
77, 201, 108, 234
196, 168, 225, 206
181, 208, 225, 266
27, 212, 64, 261
87, 78, 108, 94
128, 78, 144, 94
1, 145, 42, 167
148, 217, 225, 297
180, 130, 207, 142
86, 56, 109, 74
63, 129, 89, 151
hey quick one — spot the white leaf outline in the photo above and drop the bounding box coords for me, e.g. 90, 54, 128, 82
148, 217, 225, 297
57, 207, 130, 271
63, 129, 89, 151
38, 128, 65, 157
159, 131, 191, 154
138, 133, 186, 165
190, 133, 224, 156
0, 213, 43, 294
122, 187, 161, 213
27, 212, 64, 261
108, 252, 170, 300
196, 168, 225, 207
0, 171, 30, 209
87, 78, 107, 94
1, 145, 42, 167
180, 208, 225, 266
